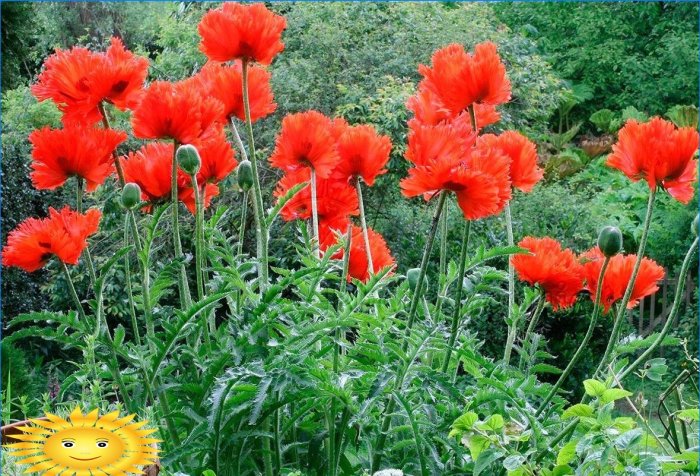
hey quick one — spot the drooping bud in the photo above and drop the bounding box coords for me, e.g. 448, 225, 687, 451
406, 267, 427, 293
177, 144, 201, 175
121, 182, 141, 210
597, 226, 623, 258
237, 160, 254, 191
693, 215, 699, 237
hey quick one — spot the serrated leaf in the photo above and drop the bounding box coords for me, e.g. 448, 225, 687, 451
583, 379, 606, 397
601, 388, 632, 404
557, 439, 577, 466
562, 403, 594, 420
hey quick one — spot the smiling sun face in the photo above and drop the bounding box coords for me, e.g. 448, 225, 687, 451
3, 407, 160, 475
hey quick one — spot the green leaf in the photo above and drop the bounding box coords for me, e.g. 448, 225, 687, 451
562, 403, 594, 420
583, 379, 606, 397
532, 363, 563, 375
468, 434, 491, 461
265, 182, 306, 228
614, 428, 643, 450
452, 411, 479, 435
503, 454, 525, 471
557, 439, 577, 466
474, 448, 504, 476
675, 408, 699, 421
482, 414, 504, 432
600, 388, 632, 404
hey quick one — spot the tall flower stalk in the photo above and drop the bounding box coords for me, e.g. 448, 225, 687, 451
502, 203, 517, 364
76, 178, 97, 286
310, 167, 321, 259
170, 141, 192, 308
354, 179, 374, 273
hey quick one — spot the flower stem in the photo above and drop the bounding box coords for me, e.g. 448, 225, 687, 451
617, 237, 698, 382
355, 179, 374, 274
441, 219, 471, 373
127, 210, 156, 348
241, 59, 269, 291
502, 202, 517, 364
61, 261, 86, 321
98, 101, 125, 185
334, 224, 353, 374
171, 140, 192, 309
310, 167, 320, 259
593, 188, 656, 377
123, 214, 142, 347
518, 293, 546, 368
536, 257, 610, 416
191, 175, 212, 347
238, 191, 249, 257
76, 178, 97, 287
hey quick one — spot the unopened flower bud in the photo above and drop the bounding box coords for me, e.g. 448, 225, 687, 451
121, 183, 141, 210
177, 144, 201, 175
597, 226, 623, 257
237, 160, 254, 191
406, 267, 427, 293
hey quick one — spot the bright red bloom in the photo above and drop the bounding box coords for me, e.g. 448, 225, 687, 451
193, 62, 276, 123
418, 42, 511, 115
512, 237, 585, 311
478, 131, 543, 193
29, 126, 127, 191
131, 81, 224, 145
406, 87, 501, 130
400, 122, 512, 220
121, 142, 217, 213
270, 111, 341, 178
2, 207, 101, 272
581, 248, 665, 313
198, 3, 286, 65
332, 124, 392, 186
274, 169, 358, 226
607, 117, 699, 203
325, 225, 395, 283
193, 129, 238, 184
31, 38, 148, 125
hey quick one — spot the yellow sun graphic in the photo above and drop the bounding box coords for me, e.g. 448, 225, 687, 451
3, 407, 160, 476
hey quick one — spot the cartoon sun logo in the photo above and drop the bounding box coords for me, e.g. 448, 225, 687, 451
3, 407, 160, 475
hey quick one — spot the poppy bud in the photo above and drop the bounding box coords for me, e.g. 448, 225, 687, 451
406, 267, 427, 293
121, 183, 141, 210
237, 160, 254, 191
693, 215, 699, 237
177, 144, 201, 175
597, 226, 623, 257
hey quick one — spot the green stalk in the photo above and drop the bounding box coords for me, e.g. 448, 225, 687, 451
171, 140, 192, 309
123, 214, 142, 347
127, 210, 155, 347
98, 101, 125, 185
191, 175, 211, 347
371, 191, 447, 473
238, 191, 249, 257
518, 293, 546, 369
593, 189, 656, 377
310, 167, 320, 259
536, 257, 610, 416
618, 237, 698, 382
502, 203, 517, 364
334, 225, 353, 373
262, 418, 274, 476
355, 179, 374, 274
241, 59, 269, 291
441, 220, 471, 373
76, 178, 97, 287
61, 261, 86, 321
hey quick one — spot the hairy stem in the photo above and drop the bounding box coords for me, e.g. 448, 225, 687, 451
191, 175, 211, 347
536, 257, 610, 416
123, 215, 142, 347
61, 261, 86, 321
502, 203, 517, 364
98, 101, 125, 185
441, 220, 471, 373
171, 140, 192, 309
76, 178, 97, 287
355, 179, 374, 274
127, 210, 155, 347
310, 167, 320, 259
518, 294, 547, 369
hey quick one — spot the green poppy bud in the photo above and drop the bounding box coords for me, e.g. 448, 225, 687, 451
597, 226, 623, 257
177, 144, 201, 175
693, 215, 699, 237
237, 160, 254, 191
406, 267, 427, 293
121, 182, 141, 210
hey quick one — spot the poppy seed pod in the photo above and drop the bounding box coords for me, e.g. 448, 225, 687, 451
121, 182, 141, 210
693, 215, 699, 237
177, 144, 201, 175
237, 160, 254, 191
597, 226, 623, 257
406, 267, 427, 293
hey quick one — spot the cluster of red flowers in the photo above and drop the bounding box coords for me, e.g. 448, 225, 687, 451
511, 236, 666, 313
400, 42, 543, 220
271, 113, 395, 282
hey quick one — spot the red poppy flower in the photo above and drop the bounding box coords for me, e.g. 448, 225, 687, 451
131, 81, 224, 145
269, 111, 341, 178
401, 123, 511, 220
121, 142, 217, 213
193, 62, 276, 123
325, 225, 395, 283
418, 42, 511, 116
198, 3, 286, 65
2, 207, 101, 272
607, 117, 699, 203
406, 87, 501, 129
193, 129, 238, 184
274, 169, 359, 225
581, 248, 665, 313
478, 131, 543, 193
32, 38, 148, 125
29, 126, 127, 191
512, 237, 584, 311
332, 124, 392, 186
